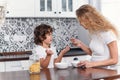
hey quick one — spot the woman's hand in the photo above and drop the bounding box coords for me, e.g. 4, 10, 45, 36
70, 38, 83, 47
71, 38, 92, 55
77, 60, 95, 68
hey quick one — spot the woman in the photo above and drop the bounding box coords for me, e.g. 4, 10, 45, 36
71, 4, 119, 69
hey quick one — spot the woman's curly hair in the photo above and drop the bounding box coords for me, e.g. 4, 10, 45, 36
76, 4, 118, 36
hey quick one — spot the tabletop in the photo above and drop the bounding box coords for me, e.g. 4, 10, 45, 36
39, 66, 120, 80
0, 66, 120, 80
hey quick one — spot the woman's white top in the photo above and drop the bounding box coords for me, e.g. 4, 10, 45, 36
32, 45, 58, 68
89, 31, 117, 69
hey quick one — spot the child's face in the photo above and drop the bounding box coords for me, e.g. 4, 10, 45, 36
43, 32, 53, 45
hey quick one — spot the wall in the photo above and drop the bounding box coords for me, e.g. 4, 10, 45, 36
0, 18, 90, 52
100, 0, 120, 64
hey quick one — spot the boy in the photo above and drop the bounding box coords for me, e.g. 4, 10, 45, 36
33, 24, 70, 68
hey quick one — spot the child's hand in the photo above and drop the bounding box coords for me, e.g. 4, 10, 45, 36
46, 49, 53, 56
61, 45, 70, 54
70, 38, 82, 47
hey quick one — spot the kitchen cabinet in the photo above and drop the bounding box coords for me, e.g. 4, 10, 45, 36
0, 62, 5, 72
0, 60, 30, 72
21, 60, 30, 70
5, 0, 89, 17
35, 0, 89, 17
5, 61, 23, 72
6, 0, 34, 17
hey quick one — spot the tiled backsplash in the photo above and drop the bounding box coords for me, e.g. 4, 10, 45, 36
0, 18, 90, 52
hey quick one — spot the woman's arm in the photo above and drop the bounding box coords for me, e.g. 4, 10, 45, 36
94, 41, 118, 67
70, 38, 92, 55
78, 41, 118, 68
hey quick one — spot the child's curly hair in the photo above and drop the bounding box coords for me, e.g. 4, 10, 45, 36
34, 24, 53, 45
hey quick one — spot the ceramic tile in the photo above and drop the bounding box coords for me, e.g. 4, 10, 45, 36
0, 18, 89, 53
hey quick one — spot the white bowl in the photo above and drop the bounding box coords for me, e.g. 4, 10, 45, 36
55, 62, 68, 69
71, 61, 80, 67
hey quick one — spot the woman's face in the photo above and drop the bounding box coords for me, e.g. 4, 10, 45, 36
78, 17, 88, 30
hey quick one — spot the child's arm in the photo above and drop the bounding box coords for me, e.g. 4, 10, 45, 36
54, 46, 70, 63
40, 49, 53, 68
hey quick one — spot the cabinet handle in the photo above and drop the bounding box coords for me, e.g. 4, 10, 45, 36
54, 12, 57, 14
59, 12, 61, 14
6, 11, 9, 14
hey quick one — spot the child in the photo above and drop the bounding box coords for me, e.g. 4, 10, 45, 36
33, 24, 70, 68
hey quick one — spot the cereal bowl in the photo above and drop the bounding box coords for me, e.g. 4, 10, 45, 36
71, 61, 80, 67
55, 62, 68, 69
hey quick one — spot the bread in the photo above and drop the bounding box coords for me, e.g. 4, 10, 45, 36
29, 62, 40, 73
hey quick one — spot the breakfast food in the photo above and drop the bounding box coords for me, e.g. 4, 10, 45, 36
29, 61, 40, 73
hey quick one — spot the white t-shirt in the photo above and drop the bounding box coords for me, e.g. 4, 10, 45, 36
32, 45, 58, 68
89, 31, 117, 69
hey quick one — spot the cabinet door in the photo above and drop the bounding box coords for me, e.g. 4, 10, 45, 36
5, 61, 22, 72
71, 0, 89, 17
21, 60, 30, 70
6, 0, 34, 17
35, 0, 56, 17
56, 0, 89, 17
56, 0, 73, 17
0, 62, 5, 72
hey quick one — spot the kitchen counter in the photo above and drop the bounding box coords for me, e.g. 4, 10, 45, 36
0, 66, 120, 80
0, 51, 32, 61
0, 48, 86, 61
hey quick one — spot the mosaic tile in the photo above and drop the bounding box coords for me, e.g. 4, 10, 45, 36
0, 18, 89, 52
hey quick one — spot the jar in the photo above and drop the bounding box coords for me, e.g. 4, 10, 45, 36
29, 53, 40, 73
